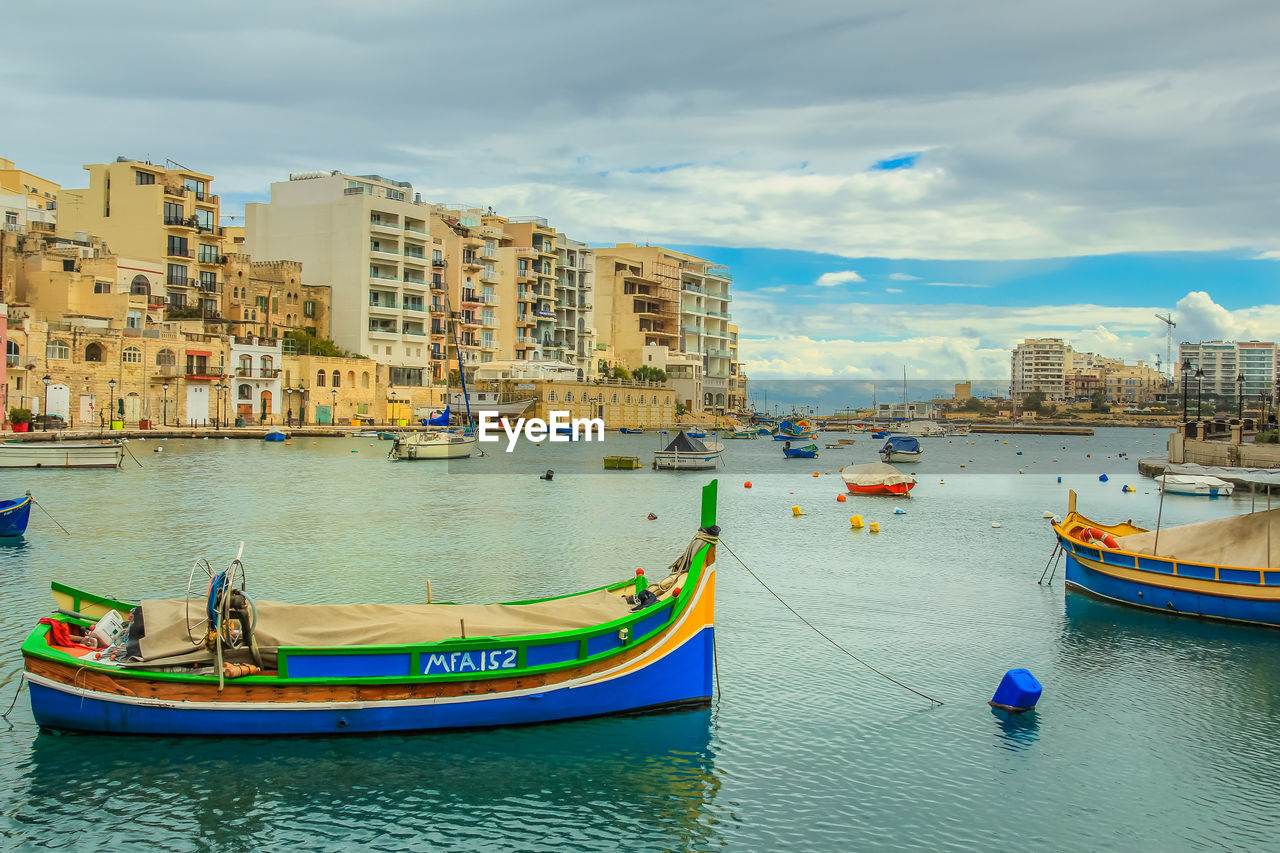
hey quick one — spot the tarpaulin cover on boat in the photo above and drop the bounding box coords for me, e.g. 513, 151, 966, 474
1117, 507, 1280, 568
840, 461, 916, 488
427, 406, 451, 426
663, 431, 708, 453
882, 436, 921, 453
134, 590, 635, 666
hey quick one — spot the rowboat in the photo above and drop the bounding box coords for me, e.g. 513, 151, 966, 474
0, 493, 33, 537
603, 455, 642, 469
0, 441, 124, 469
1160, 474, 1234, 497
878, 436, 922, 463
22, 481, 721, 735
1051, 489, 1280, 626
387, 430, 473, 460
654, 431, 723, 470
781, 443, 819, 459
726, 430, 757, 440
841, 462, 916, 496
619, 428, 645, 435
263, 432, 287, 442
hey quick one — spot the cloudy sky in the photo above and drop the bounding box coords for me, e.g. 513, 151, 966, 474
6, 0, 1280, 382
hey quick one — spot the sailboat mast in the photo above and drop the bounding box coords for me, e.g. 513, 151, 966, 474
446, 291, 473, 424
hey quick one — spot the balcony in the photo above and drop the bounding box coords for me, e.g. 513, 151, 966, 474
403, 327, 427, 337
368, 323, 399, 336
166, 276, 190, 288
196, 280, 222, 294
480, 246, 498, 261
404, 224, 428, 235
370, 244, 400, 258
461, 256, 482, 269
460, 290, 481, 305
185, 364, 224, 380
480, 269, 499, 283
235, 368, 281, 379
369, 271, 400, 282
369, 297, 399, 311
403, 277, 428, 289
148, 295, 167, 309
431, 258, 447, 268
197, 254, 223, 265
369, 218, 401, 233
167, 246, 193, 259
164, 215, 194, 229
403, 303, 426, 312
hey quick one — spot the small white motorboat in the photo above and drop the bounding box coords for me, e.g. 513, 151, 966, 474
654, 431, 723, 470
0, 441, 124, 469
1160, 474, 1235, 497
388, 431, 474, 461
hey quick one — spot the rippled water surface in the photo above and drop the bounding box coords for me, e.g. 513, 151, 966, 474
3, 428, 1279, 851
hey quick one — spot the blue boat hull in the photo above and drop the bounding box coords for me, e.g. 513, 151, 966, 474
263, 433, 287, 442
27, 627, 715, 735
1065, 555, 1280, 627
782, 450, 818, 459
0, 496, 32, 537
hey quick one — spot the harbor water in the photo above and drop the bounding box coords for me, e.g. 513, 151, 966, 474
3, 428, 1279, 851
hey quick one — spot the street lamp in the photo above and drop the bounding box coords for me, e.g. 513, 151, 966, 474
213, 382, 223, 430
1237, 372, 1244, 421
1195, 367, 1204, 421
162, 381, 170, 427
331, 388, 338, 427
107, 378, 116, 429
41, 374, 51, 431
389, 390, 398, 427
1181, 359, 1191, 421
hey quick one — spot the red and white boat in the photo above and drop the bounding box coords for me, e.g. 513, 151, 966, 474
841, 461, 916, 496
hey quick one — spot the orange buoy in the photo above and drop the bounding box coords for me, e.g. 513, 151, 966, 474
812, 472, 819, 478
836, 494, 847, 502
744, 481, 752, 488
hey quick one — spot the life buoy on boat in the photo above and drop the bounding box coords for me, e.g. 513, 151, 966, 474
1079, 526, 1119, 550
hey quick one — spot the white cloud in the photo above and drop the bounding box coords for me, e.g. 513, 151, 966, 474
885, 287, 904, 293
888, 273, 921, 281
1255, 251, 1280, 260
735, 290, 1280, 380
757, 285, 787, 293
923, 281, 990, 288
815, 270, 865, 287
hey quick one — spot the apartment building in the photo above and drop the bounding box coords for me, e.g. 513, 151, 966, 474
425, 206, 509, 381
1238, 341, 1276, 399
502, 217, 560, 365
0, 157, 59, 236
593, 244, 734, 413
1010, 338, 1073, 402
728, 324, 748, 413
555, 233, 596, 377
58, 158, 226, 315
221, 255, 331, 341
246, 171, 435, 386
1177, 341, 1242, 397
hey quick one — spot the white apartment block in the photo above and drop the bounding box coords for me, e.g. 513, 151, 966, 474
678, 260, 733, 412
1010, 338, 1073, 402
245, 171, 436, 386
555, 234, 597, 377
1176, 341, 1251, 397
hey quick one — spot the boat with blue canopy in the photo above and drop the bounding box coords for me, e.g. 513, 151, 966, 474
21, 482, 722, 735
0, 493, 33, 537
878, 435, 922, 463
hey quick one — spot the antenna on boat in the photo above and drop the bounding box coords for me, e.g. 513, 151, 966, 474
1153, 470, 1168, 556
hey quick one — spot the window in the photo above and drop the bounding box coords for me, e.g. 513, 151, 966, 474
194, 208, 214, 231
122, 347, 142, 364
260, 355, 273, 372
198, 244, 219, 263
238, 384, 251, 400
242, 308, 249, 320
565, 392, 573, 402
239, 355, 252, 373
272, 297, 279, 314
304, 301, 316, 318
548, 390, 557, 402
94, 281, 111, 294
127, 310, 142, 330
347, 371, 355, 385
361, 372, 370, 388
183, 178, 206, 199
164, 201, 185, 225
316, 370, 326, 387
131, 274, 150, 296
156, 349, 175, 366
611, 393, 618, 403
166, 263, 187, 286
85, 343, 103, 362
199, 270, 217, 290
46, 340, 70, 360
135, 171, 156, 185
167, 235, 189, 257
332, 370, 341, 387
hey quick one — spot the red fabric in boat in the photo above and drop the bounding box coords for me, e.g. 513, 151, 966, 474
38, 617, 97, 657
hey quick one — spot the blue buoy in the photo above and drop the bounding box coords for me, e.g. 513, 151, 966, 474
1057, 476, 1062, 483
990, 668, 1042, 712
893, 508, 906, 514
1098, 474, 1108, 482
1016, 451, 1023, 455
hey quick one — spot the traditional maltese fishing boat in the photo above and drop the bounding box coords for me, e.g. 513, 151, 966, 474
22, 481, 721, 735
1052, 489, 1280, 626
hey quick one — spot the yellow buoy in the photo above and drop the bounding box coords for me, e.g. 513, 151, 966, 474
850, 514, 864, 529
869, 522, 880, 533
792, 505, 803, 517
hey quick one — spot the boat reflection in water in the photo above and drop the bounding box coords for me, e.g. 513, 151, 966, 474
21, 707, 719, 850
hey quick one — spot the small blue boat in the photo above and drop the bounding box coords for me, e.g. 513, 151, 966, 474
619, 428, 645, 435
263, 432, 287, 442
757, 428, 771, 436
871, 431, 888, 439
0, 493, 33, 537
879, 435, 922, 463
687, 431, 707, 439
782, 443, 819, 459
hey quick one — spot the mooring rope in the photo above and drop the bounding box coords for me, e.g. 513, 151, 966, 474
30, 494, 71, 536
0, 676, 25, 727
719, 538, 944, 707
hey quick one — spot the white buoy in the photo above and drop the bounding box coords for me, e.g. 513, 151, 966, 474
991, 522, 1002, 528
153, 447, 162, 453
1042, 511, 1054, 518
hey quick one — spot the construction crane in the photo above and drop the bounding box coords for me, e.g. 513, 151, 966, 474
1156, 312, 1176, 379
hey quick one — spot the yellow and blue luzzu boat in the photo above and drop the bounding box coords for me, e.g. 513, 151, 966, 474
22, 482, 721, 736
1052, 490, 1280, 627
